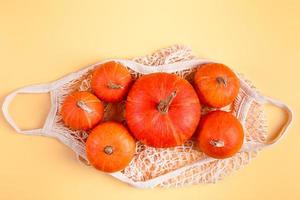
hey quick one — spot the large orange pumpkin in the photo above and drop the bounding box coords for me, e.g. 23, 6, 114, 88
91, 61, 132, 103
86, 122, 136, 173
194, 63, 240, 108
61, 91, 104, 130
196, 110, 244, 159
126, 72, 201, 148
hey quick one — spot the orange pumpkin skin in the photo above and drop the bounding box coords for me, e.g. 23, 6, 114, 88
194, 63, 240, 108
61, 91, 104, 130
91, 61, 132, 103
86, 122, 136, 173
196, 111, 244, 159
126, 72, 201, 148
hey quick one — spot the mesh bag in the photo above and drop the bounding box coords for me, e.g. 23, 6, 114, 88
2, 45, 293, 188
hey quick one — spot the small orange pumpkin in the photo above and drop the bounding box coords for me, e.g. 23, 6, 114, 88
61, 91, 104, 130
91, 61, 132, 103
86, 122, 136, 173
196, 111, 244, 159
194, 63, 240, 108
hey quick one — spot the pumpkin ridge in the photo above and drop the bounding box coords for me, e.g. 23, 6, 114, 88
166, 116, 183, 145
83, 110, 92, 128
62, 105, 77, 123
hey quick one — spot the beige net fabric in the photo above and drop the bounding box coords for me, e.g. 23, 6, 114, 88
47, 45, 268, 188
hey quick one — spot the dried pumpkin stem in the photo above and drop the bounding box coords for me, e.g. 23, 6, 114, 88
209, 139, 225, 148
76, 100, 93, 113
103, 146, 114, 155
107, 81, 124, 89
216, 76, 227, 86
157, 90, 177, 114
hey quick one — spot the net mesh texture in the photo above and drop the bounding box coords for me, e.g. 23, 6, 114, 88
49, 45, 267, 188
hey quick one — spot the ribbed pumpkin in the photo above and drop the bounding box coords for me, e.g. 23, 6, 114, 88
86, 122, 136, 172
196, 111, 244, 159
126, 72, 201, 148
194, 63, 240, 108
91, 61, 132, 103
61, 91, 104, 130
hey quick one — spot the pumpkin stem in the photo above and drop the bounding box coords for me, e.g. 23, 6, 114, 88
103, 146, 114, 155
216, 76, 227, 86
76, 100, 93, 113
209, 139, 225, 148
107, 81, 124, 89
157, 90, 177, 114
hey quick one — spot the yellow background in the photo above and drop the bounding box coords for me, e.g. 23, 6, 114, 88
1, 0, 300, 199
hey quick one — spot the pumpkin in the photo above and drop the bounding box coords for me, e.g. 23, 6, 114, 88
86, 121, 136, 172
196, 110, 244, 159
91, 61, 132, 103
194, 63, 240, 108
61, 91, 104, 130
126, 72, 201, 148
